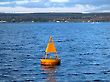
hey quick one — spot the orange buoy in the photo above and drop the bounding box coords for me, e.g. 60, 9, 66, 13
41, 58, 60, 66
40, 36, 60, 66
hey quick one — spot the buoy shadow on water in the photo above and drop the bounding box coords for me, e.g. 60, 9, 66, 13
41, 65, 57, 82
40, 36, 61, 66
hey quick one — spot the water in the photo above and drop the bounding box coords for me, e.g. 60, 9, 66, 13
0, 22, 110, 82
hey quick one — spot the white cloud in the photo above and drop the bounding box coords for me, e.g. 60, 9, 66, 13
0, 0, 40, 5
30, 0, 41, 2
0, 5, 96, 13
49, 0, 69, 3
15, 0, 29, 5
73, 4, 96, 12
0, 4, 109, 13
16, 0, 40, 4
0, 2, 12, 5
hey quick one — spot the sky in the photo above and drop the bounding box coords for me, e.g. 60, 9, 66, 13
0, 0, 110, 13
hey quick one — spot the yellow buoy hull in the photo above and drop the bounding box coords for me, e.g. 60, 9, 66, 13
40, 58, 60, 66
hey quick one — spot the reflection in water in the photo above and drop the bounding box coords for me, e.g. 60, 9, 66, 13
41, 66, 57, 82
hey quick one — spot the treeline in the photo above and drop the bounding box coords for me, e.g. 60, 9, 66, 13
0, 13, 110, 22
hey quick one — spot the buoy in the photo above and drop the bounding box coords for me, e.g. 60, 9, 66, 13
40, 36, 60, 66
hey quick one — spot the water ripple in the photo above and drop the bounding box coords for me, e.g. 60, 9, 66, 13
0, 23, 110, 81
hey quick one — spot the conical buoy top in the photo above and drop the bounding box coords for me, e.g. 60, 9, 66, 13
45, 36, 57, 53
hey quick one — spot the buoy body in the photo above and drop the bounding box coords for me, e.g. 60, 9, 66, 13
40, 36, 61, 66
41, 58, 60, 66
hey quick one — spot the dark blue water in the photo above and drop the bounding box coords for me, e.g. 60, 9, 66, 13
0, 22, 110, 82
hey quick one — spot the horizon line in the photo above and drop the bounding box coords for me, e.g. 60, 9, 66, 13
0, 12, 110, 14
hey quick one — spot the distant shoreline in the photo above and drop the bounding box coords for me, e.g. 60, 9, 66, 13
0, 13, 110, 23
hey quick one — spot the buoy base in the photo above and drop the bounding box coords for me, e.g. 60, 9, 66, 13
40, 58, 60, 66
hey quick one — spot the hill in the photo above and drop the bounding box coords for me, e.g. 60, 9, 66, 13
0, 13, 110, 22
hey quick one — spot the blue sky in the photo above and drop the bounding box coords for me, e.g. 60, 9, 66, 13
0, 0, 110, 13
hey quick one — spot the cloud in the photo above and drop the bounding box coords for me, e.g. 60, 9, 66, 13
0, 0, 40, 5
49, 0, 69, 3
0, 2, 11, 5
15, 0, 41, 5
0, 4, 104, 13
0, 0, 110, 13
15, 0, 29, 5
92, 5, 110, 12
